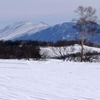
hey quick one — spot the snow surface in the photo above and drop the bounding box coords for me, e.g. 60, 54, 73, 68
0, 22, 48, 40
40, 44, 100, 58
0, 59, 100, 100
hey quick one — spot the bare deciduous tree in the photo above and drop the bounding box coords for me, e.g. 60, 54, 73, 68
51, 46, 75, 61
73, 6, 98, 61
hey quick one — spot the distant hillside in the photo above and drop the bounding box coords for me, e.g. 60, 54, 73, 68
15, 22, 80, 41
0, 21, 100, 44
16, 22, 100, 44
0, 21, 48, 40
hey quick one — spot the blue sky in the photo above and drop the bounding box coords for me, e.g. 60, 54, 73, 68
0, 0, 100, 28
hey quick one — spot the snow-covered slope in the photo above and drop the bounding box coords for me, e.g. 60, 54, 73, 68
0, 21, 48, 40
40, 44, 100, 58
17, 22, 100, 43
0, 59, 100, 100
17, 22, 79, 41
0, 21, 100, 43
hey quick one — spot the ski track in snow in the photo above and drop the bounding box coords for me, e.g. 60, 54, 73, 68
0, 59, 100, 100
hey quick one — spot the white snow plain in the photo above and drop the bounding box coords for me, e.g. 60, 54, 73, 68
0, 59, 100, 100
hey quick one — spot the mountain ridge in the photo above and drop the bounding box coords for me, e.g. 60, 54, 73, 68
0, 21, 49, 40
0, 21, 100, 44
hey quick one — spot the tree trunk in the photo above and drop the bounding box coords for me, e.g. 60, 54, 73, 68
81, 40, 84, 62
80, 32, 85, 62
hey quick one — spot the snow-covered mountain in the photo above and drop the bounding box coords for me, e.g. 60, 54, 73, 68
15, 22, 100, 43
0, 21, 49, 40
0, 21, 100, 44
15, 22, 79, 41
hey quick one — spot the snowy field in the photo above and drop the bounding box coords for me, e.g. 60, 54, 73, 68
0, 59, 100, 100
40, 44, 100, 58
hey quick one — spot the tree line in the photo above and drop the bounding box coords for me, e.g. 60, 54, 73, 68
0, 41, 41, 59
0, 40, 99, 61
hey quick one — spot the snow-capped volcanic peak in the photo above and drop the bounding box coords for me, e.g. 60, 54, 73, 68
0, 21, 49, 40
33, 22, 48, 27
